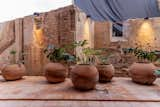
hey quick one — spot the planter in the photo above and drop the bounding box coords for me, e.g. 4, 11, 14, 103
71, 65, 98, 90
96, 64, 114, 83
44, 63, 67, 83
129, 62, 157, 85
1, 64, 26, 81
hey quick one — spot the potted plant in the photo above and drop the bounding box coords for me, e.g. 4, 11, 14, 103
44, 44, 75, 83
1, 50, 26, 81
70, 40, 99, 90
123, 48, 157, 85
96, 50, 115, 83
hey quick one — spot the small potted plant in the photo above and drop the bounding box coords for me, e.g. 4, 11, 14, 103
96, 51, 115, 83
123, 48, 157, 85
44, 44, 75, 83
70, 40, 99, 90
1, 50, 26, 81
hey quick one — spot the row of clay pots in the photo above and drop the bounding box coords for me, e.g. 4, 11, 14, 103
45, 62, 158, 90
0, 62, 157, 87
44, 63, 115, 90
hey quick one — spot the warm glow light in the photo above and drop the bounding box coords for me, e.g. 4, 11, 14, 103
136, 21, 155, 50
84, 18, 91, 47
33, 25, 45, 48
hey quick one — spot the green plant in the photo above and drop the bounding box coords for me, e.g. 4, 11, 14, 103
70, 40, 101, 64
80, 47, 102, 64
9, 50, 17, 64
66, 40, 88, 49
10, 50, 16, 55
44, 44, 75, 63
97, 54, 111, 65
122, 48, 157, 63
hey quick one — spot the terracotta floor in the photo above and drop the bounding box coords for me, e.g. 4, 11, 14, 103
0, 76, 160, 107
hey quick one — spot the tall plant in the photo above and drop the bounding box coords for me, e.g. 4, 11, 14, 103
70, 40, 101, 64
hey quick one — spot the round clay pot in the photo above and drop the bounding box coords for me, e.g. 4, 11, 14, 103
129, 62, 157, 85
71, 65, 98, 90
44, 63, 67, 83
1, 64, 26, 81
96, 64, 115, 83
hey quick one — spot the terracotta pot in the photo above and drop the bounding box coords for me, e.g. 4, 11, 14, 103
1, 64, 26, 81
96, 64, 115, 83
44, 63, 67, 83
71, 65, 98, 90
129, 62, 157, 85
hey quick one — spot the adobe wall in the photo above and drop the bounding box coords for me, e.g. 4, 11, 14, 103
0, 5, 160, 77
0, 5, 76, 75
23, 5, 76, 75
0, 19, 23, 65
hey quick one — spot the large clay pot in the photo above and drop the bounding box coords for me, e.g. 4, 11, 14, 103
129, 62, 157, 85
1, 64, 26, 81
44, 63, 67, 83
71, 65, 98, 90
96, 64, 115, 83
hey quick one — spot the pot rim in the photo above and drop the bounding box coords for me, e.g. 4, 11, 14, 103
77, 64, 93, 65
135, 61, 152, 64
98, 64, 111, 65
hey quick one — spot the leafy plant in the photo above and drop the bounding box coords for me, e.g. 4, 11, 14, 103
70, 40, 101, 64
9, 50, 17, 64
122, 48, 157, 63
44, 44, 75, 63
66, 40, 88, 49
10, 50, 16, 55
80, 47, 102, 64
97, 54, 112, 65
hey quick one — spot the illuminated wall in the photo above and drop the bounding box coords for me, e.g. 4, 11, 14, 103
123, 18, 160, 51
75, 10, 94, 48
136, 21, 155, 50
33, 15, 45, 49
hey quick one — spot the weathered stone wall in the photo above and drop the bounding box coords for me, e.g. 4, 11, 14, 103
123, 17, 160, 50
92, 17, 160, 77
0, 5, 160, 77
0, 19, 23, 65
0, 5, 76, 75
23, 5, 75, 75
94, 21, 111, 49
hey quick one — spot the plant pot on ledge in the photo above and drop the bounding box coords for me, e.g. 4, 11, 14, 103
44, 44, 75, 83
1, 50, 26, 81
69, 40, 101, 90
1, 64, 26, 81
71, 64, 98, 90
44, 63, 67, 83
96, 53, 115, 83
123, 48, 158, 85
129, 62, 156, 85
96, 64, 114, 83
